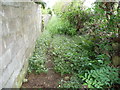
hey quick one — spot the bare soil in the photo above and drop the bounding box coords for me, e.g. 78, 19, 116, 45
22, 52, 62, 88
22, 70, 61, 88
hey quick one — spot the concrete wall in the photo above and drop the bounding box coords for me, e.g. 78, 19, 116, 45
42, 14, 51, 27
0, 1, 42, 89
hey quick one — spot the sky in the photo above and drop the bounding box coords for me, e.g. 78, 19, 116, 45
43, 0, 96, 8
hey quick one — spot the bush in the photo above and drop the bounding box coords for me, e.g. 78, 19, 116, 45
46, 16, 77, 36
53, 0, 92, 34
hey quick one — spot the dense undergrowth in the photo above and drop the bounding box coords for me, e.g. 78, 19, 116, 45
28, 29, 120, 88
49, 30, 119, 88
28, 0, 120, 88
28, 31, 52, 74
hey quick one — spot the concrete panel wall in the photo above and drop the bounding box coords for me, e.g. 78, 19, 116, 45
43, 14, 51, 27
0, 1, 42, 89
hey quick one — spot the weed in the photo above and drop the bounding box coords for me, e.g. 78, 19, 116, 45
28, 31, 52, 74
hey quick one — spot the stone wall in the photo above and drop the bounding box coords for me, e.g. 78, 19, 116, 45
0, 1, 42, 89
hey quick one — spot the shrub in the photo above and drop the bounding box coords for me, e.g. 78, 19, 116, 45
46, 16, 77, 36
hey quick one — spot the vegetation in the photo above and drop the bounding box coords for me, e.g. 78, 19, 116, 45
28, 31, 52, 74
34, 0, 52, 15
29, 0, 120, 88
41, 8, 52, 15
34, 0, 46, 9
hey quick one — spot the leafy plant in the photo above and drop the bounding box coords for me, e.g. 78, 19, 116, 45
80, 66, 120, 88
47, 33, 120, 88
34, 1, 46, 9
46, 16, 77, 36
50, 35, 110, 75
28, 31, 52, 74
29, 1, 120, 88
52, 0, 92, 35
59, 76, 82, 88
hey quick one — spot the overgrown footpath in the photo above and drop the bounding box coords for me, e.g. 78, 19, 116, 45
22, 29, 120, 88
22, 31, 61, 88
22, 1, 120, 88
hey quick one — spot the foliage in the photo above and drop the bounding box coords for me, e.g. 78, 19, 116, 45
42, 8, 52, 15
52, 0, 92, 35
52, 0, 65, 15
48, 34, 120, 88
46, 16, 77, 36
28, 31, 52, 74
80, 66, 120, 88
59, 76, 82, 88
45, 1, 120, 88
34, 1, 46, 9
30, 0, 120, 88
47, 8, 52, 15
61, 1, 91, 30
50, 35, 109, 74
89, 2, 119, 37
41, 8, 48, 14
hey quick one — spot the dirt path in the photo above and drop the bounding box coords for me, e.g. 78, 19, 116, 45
22, 49, 62, 88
